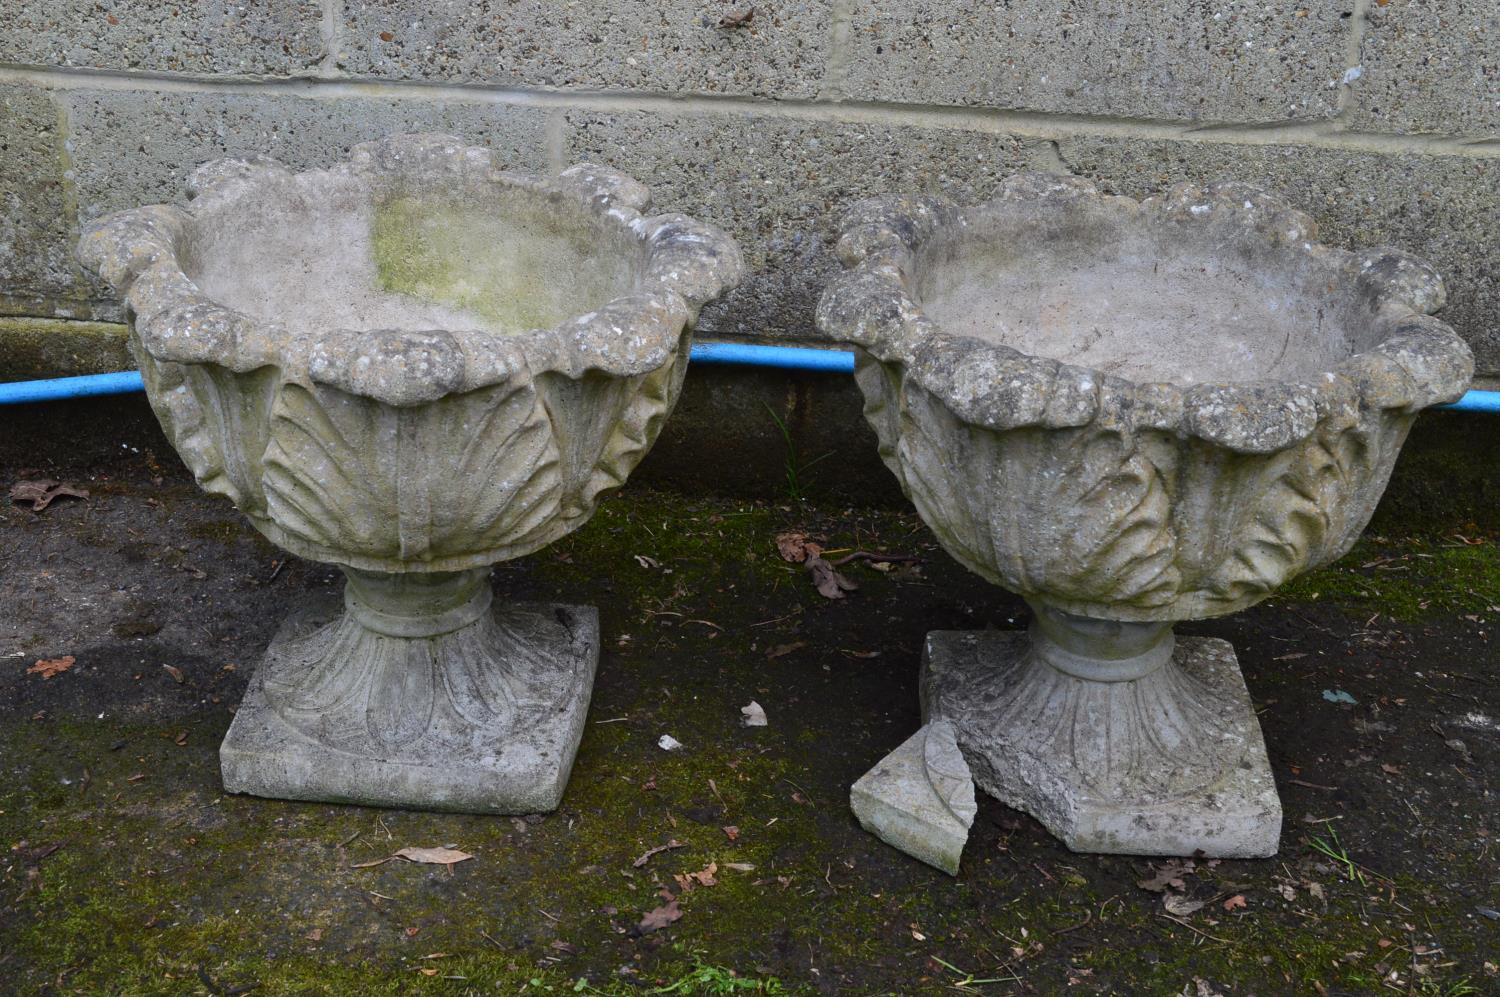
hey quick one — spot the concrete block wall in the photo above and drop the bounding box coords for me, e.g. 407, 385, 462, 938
2, 1, 1497, 375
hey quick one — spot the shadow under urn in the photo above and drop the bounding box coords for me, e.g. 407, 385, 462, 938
819, 175, 1472, 858
78, 134, 743, 813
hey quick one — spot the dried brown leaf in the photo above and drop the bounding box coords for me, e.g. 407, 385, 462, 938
674, 862, 719, 893
806, 555, 858, 600
1137, 859, 1194, 893
765, 641, 805, 660
1163, 894, 1206, 917
775, 531, 821, 563
352, 846, 474, 869
10, 479, 89, 512
394, 846, 472, 866
632, 839, 684, 868
27, 656, 75, 679
634, 899, 682, 934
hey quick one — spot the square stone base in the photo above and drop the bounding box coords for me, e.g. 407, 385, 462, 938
921, 630, 1282, 858
220, 600, 599, 814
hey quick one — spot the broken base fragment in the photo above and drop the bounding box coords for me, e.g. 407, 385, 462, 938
850, 720, 976, 875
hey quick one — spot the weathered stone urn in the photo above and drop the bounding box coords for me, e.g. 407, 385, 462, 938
819, 175, 1472, 857
78, 134, 742, 813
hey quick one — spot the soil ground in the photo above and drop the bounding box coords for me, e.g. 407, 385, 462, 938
1, 398, 1497, 996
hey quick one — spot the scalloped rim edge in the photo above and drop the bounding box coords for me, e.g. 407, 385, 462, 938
815, 174, 1473, 454
77, 133, 745, 408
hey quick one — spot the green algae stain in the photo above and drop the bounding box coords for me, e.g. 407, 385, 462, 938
371, 194, 631, 333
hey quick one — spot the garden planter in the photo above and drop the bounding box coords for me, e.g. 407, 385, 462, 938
819, 175, 1470, 857
79, 134, 742, 813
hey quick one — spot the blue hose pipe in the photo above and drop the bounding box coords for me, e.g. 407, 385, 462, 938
1, 347, 1498, 414
1438, 390, 1500, 414
0, 370, 145, 405
688, 341, 857, 373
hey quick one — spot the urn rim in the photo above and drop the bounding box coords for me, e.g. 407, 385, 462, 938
77, 132, 745, 407
816, 173, 1473, 454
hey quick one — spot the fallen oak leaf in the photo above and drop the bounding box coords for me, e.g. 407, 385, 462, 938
674, 862, 719, 892
632, 839, 685, 868
633, 899, 682, 935
27, 655, 76, 679
1223, 894, 1248, 912
1136, 859, 1194, 893
774, 531, 822, 563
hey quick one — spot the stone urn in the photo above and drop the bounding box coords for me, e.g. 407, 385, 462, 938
78, 134, 742, 813
818, 175, 1471, 857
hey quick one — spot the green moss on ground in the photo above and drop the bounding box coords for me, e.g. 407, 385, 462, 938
1274, 532, 1500, 621
3, 490, 1495, 994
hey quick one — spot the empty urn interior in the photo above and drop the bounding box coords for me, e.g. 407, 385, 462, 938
914, 206, 1378, 385
184, 174, 645, 336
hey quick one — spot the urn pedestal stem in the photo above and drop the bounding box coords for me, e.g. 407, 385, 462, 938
341, 567, 495, 640
921, 605, 1282, 858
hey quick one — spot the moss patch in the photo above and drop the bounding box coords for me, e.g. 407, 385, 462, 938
371, 194, 634, 333
1275, 532, 1500, 621
2, 485, 1496, 994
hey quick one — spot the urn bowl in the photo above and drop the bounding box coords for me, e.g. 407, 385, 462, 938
818, 175, 1471, 623
81, 133, 743, 573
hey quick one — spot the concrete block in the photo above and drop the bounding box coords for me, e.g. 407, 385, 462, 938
840, 0, 1349, 123
1348, 1, 1500, 137
566, 109, 1033, 340
60, 90, 555, 224
1059, 135, 1500, 376
0, 85, 77, 309
0, 0, 326, 77
0, 316, 131, 381
341, 0, 831, 98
